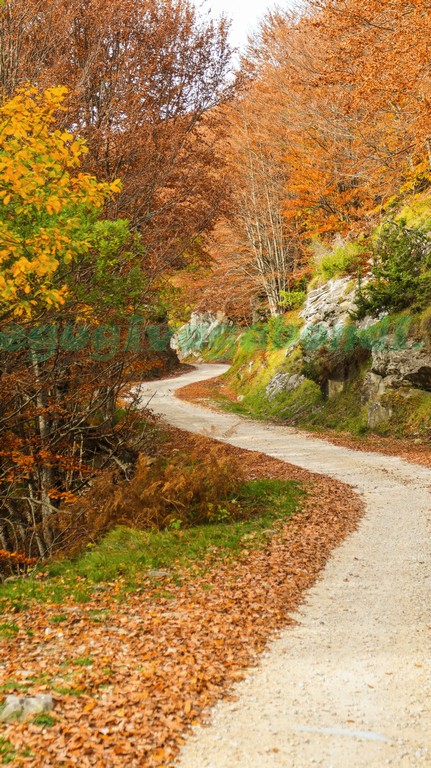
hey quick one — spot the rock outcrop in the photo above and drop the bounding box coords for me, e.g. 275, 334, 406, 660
171, 311, 232, 360
370, 346, 431, 391
301, 277, 358, 331
265, 373, 305, 401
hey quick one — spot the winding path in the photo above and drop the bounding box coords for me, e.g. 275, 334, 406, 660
137, 365, 431, 768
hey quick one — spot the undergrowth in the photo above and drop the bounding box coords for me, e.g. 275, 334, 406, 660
0, 479, 303, 613
61, 446, 246, 555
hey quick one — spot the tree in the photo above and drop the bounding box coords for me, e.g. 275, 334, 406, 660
0, 86, 159, 558
0, 0, 235, 278
206, 70, 307, 318
0, 85, 119, 317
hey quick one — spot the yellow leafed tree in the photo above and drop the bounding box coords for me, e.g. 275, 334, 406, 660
0, 85, 121, 316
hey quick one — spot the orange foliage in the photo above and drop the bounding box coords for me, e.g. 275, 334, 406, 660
59, 446, 244, 554
202, 0, 431, 314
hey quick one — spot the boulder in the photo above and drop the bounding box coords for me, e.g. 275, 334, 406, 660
171, 311, 232, 360
0, 694, 54, 722
371, 347, 431, 391
367, 401, 393, 429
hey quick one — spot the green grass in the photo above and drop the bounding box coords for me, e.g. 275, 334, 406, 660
32, 714, 56, 728
0, 623, 19, 638
382, 388, 431, 438
50, 613, 68, 624
303, 377, 369, 435
317, 241, 365, 280
72, 655, 94, 668
0, 740, 31, 765
0, 738, 15, 765
0, 479, 303, 614
199, 328, 239, 362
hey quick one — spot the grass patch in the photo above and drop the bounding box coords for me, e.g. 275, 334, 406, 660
0, 681, 31, 694
0, 738, 15, 765
383, 388, 431, 439
50, 613, 68, 624
301, 365, 370, 435
52, 685, 87, 697
0, 479, 303, 613
0, 623, 19, 639
317, 241, 365, 280
199, 328, 239, 363
72, 655, 94, 668
32, 714, 56, 728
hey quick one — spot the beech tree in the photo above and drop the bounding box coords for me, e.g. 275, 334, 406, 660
207, 61, 307, 318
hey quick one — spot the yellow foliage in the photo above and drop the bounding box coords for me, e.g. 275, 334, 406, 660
0, 85, 121, 316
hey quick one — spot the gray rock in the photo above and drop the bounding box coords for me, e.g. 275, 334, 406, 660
0, 696, 23, 722
22, 694, 54, 718
266, 373, 305, 401
362, 372, 387, 405
171, 311, 233, 359
368, 402, 393, 429
371, 347, 431, 391
327, 379, 345, 399
301, 277, 359, 331
0, 694, 54, 722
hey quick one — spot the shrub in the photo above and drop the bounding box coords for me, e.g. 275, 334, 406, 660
318, 242, 365, 280
0, 549, 37, 580
355, 219, 431, 317
266, 316, 299, 350
59, 448, 244, 552
279, 290, 306, 310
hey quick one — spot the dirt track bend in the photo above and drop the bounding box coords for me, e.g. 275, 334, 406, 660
136, 364, 431, 768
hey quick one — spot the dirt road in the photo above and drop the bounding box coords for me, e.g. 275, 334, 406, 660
137, 365, 431, 768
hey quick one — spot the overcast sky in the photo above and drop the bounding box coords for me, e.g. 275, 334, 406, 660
200, 0, 281, 50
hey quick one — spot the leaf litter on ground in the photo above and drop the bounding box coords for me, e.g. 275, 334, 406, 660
0, 428, 364, 767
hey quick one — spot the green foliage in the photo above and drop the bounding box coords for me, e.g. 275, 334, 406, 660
418, 305, 431, 347
318, 242, 365, 280
266, 316, 300, 350
396, 194, 431, 230
71, 219, 149, 319
355, 219, 431, 317
279, 290, 306, 310
0, 85, 121, 317
238, 324, 268, 354
0, 479, 303, 613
